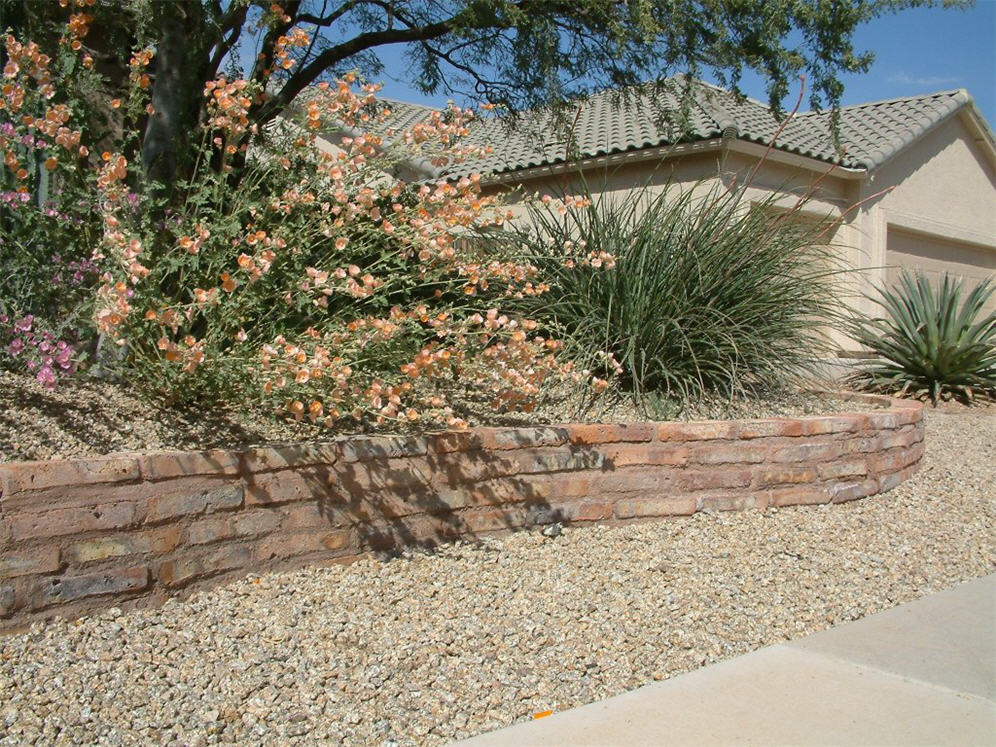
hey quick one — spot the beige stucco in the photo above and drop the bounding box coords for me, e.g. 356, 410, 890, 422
483, 108, 996, 353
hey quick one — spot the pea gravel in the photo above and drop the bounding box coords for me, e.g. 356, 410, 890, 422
1, 408, 993, 746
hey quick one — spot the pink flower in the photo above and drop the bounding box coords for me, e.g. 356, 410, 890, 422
36, 365, 56, 389
6, 338, 24, 356
13, 315, 33, 333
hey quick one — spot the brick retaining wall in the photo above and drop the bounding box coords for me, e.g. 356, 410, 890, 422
0, 394, 923, 631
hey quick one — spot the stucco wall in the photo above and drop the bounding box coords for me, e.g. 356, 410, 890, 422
482, 112, 996, 353
851, 113, 996, 315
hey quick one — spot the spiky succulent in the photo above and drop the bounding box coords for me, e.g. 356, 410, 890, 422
849, 271, 996, 405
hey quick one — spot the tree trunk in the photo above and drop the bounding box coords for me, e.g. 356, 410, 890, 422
141, 1, 208, 192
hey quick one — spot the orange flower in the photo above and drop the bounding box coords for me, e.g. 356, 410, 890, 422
220, 273, 237, 292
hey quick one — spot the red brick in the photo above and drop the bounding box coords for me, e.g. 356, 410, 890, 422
567, 423, 655, 444
185, 517, 235, 545
904, 441, 926, 466
10, 502, 135, 540
63, 527, 181, 565
245, 468, 335, 506
839, 436, 883, 455
590, 469, 671, 495
157, 546, 252, 587
768, 441, 842, 464
868, 449, 908, 475
657, 421, 738, 442
479, 427, 570, 450
866, 412, 901, 429
799, 415, 867, 436
0, 456, 139, 495
146, 484, 243, 523
280, 504, 341, 530
736, 419, 805, 439
878, 427, 923, 450
237, 443, 340, 472
513, 447, 604, 474
36, 566, 149, 606
565, 501, 614, 522
765, 486, 830, 506
678, 469, 754, 491
829, 479, 879, 503
879, 464, 920, 492
338, 435, 428, 462
697, 492, 769, 512
603, 444, 690, 467
256, 530, 354, 561
232, 511, 282, 537
361, 489, 435, 520
818, 459, 869, 480
425, 431, 484, 453
688, 443, 769, 465
891, 405, 923, 426
510, 474, 591, 503
0, 547, 60, 579
754, 466, 819, 488
460, 507, 531, 534
138, 450, 242, 480
0, 584, 16, 617
615, 497, 697, 518
428, 451, 521, 484
335, 456, 434, 491
529, 500, 614, 524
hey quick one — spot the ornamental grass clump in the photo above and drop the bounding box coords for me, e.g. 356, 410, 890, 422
502, 181, 848, 413
848, 271, 996, 405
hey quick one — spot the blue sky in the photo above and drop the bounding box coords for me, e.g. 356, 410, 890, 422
372, 2, 995, 126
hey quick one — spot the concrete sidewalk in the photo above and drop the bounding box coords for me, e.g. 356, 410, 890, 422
456, 574, 996, 746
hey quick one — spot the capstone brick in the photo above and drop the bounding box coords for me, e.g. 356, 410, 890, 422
567, 423, 655, 444
603, 444, 690, 467
480, 427, 570, 450
0, 457, 139, 495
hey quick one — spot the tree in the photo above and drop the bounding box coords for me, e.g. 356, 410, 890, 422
2, 0, 960, 190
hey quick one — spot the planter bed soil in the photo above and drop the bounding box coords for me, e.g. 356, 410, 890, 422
1, 370, 867, 463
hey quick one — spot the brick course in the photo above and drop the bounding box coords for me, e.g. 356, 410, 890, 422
0, 393, 923, 631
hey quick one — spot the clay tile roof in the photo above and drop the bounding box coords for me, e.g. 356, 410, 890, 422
410, 77, 981, 179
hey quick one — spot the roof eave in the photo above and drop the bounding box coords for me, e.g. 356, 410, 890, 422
725, 139, 867, 179
477, 138, 728, 187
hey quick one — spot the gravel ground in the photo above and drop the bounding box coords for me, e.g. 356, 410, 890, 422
1, 369, 860, 463
1, 408, 993, 746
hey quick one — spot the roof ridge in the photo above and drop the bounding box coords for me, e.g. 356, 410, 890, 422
797, 88, 969, 117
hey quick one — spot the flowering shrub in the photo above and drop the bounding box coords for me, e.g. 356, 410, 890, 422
0, 314, 78, 388
0, 28, 103, 377
1, 15, 591, 426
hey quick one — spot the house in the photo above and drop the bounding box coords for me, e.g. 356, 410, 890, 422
378, 78, 995, 341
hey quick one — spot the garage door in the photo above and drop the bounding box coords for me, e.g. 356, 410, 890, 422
886, 228, 996, 315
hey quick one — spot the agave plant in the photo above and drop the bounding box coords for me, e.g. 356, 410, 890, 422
849, 271, 996, 404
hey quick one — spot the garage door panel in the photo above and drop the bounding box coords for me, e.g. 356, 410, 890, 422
886, 228, 996, 314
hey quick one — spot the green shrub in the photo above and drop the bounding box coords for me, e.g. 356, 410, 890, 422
848, 271, 996, 404
500, 182, 847, 412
